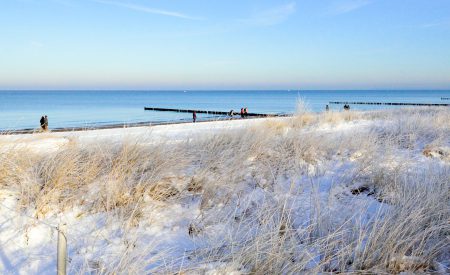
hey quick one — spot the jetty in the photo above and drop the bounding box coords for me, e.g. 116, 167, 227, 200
329, 101, 449, 107
144, 107, 276, 117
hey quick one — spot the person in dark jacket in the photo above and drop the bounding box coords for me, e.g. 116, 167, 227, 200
44, 115, 48, 130
193, 111, 197, 123
240, 108, 244, 118
40, 116, 45, 130
244, 107, 248, 118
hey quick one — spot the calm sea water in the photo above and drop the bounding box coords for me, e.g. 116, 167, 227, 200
0, 90, 448, 130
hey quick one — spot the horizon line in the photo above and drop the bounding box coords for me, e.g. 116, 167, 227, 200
1, 88, 449, 92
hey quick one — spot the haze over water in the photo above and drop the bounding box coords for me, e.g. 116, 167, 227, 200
0, 90, 448, 130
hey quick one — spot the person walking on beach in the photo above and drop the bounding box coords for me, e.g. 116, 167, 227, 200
229, 110, 234, 117
44, 115, 48, 130
40, 116, 45, 130
240, 108, 244, 118
244, 107, 248, 118
193, 111, 197, 123
325, 105, 329, 111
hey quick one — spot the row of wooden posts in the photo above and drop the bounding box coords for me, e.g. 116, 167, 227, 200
143, 107, 274, 117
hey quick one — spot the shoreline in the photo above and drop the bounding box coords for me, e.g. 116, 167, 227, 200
0, 115, 289, 135
0, 115, 291, 153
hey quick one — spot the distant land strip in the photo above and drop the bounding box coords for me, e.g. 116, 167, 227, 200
442, 97, 450, 100
329, 101, 449, 107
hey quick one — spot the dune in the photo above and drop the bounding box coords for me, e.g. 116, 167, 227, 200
0, 108, 449, 274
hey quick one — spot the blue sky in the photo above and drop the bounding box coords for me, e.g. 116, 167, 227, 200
1, 0, 449, 89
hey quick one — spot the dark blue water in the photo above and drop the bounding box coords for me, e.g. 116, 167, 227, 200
0, 90, 448, 130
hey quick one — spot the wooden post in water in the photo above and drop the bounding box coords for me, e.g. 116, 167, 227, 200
57, 224, 67, 275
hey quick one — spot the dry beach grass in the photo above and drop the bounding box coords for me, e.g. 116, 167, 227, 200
0, 107, 449, 274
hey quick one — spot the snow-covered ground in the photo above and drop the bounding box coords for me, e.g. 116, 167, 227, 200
0, 118, 273, 153
0, 109, 449, 274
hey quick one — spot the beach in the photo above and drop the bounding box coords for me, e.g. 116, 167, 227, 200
0, 117, 275, 153
1, 107, 449, 274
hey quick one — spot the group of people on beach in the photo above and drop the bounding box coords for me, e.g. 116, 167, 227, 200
227, 108, 248, 118
40, 115, 48, 131
192, 107, 249, 123
240, 107, 248, 118
226, 108, 249, 118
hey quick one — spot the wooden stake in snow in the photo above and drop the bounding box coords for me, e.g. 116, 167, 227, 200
57, 224, 67, 275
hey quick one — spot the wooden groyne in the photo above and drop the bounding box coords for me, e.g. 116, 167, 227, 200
329, 101, 449, 107
144, 107, 275, 117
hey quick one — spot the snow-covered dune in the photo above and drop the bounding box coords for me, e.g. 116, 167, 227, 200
0, 108, 449, 274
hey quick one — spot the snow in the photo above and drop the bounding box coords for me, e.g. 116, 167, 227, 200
0, 114, 448, 273
0, 118, 275, 153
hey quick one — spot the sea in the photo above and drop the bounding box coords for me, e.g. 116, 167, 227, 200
0, 90, 449, 131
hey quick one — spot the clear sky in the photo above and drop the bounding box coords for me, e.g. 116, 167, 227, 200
1, 0, 449, 90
